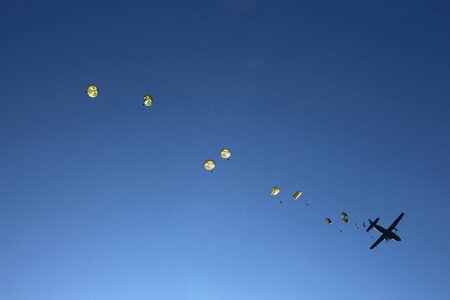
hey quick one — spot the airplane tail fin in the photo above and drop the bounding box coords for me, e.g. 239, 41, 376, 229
366, 218, 379, 232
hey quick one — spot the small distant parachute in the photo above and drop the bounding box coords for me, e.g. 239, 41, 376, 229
271, 187, 281, 196
342, 217, 349, 224
143, 95, 153, 107
220, 148, 231, 159
86, 84, 99, 98
204, 160, 215, 171
341, 212, 348, 218
292, 191, 302, 200
325, 218, 332, 224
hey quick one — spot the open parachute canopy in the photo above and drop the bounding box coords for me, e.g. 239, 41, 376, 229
204, 160, 215, 171
86, 84, 99, 98
325, 218, 332, 224
143, 94, 153, 107
220, 148, 231, 159
271, 187, 281, 196
293, 191, 302, 200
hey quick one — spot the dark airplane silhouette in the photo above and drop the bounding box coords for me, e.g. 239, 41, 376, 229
366, 213, 405, 250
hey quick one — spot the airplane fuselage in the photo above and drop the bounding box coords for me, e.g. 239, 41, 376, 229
373, 224, 401, 241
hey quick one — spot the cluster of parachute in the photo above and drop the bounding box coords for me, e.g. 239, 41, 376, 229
204, 148, 231, 172
270, 187, 303, 205
326, 212, 349, 224
86, 84, 364, 234
85, 84, 153, 107
269, 184, 362, 232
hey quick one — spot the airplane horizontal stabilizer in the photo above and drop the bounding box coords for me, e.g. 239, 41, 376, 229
366, 218, 379, 232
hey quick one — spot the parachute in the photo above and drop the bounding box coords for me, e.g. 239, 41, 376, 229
325, 218, 332, 224
143, 95, 153, 107
293, 191, 302, 200
341, 212, 348, 218
220, 148, 231, 159
271, 187, 281, 196
342, 217, 349, 224
86, 84, 99, 98
204, 160, 215, 171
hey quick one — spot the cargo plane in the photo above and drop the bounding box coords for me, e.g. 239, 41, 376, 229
365, 213, 405, 250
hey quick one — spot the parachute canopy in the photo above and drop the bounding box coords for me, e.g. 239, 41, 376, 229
293, 191, 302, 200
325, 218, 332, 224
204, 160, 215, 171
220, 148, 231, 159
271, 187, 281, 196
143, 95, 153, 107
342, 217, 349, 224
86, 84, 99, 98
341, 212, 348, 218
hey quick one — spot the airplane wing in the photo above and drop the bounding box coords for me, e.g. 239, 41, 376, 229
387, 213, 405, 232
370, 235, 386, 250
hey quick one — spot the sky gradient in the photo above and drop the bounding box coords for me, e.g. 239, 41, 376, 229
1, 1, 449, 299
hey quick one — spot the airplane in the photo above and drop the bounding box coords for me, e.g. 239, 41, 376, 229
366, 213, 405, 250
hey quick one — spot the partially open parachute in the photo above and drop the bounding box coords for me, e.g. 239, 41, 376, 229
143, 95, 153, 107
341, 212, 349, 223
293, 191, 302, 200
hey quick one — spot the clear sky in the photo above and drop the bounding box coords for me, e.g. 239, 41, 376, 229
1, 1, 449, 299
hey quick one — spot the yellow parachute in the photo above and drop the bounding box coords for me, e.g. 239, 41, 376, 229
341, 212, 348, 218
325, 218, 332, 224
143, 95, 153, 107
271, 187, 281, 196
204, 160, 215, 171
342, 217, 349, 224
293, 191, 302, 200
220, 148, 231, 159
86, 84, 99, 98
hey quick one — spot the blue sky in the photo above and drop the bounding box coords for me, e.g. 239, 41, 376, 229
0, 1, 449, 299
